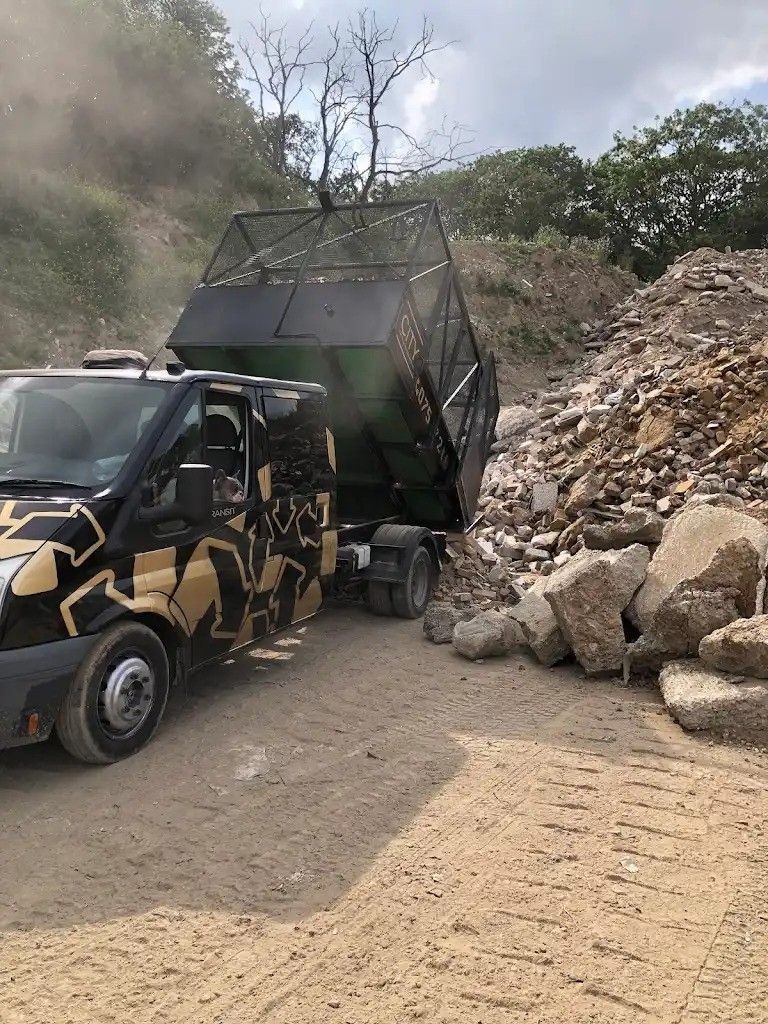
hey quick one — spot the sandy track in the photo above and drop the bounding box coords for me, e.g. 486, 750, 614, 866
1, 605, 767, 1023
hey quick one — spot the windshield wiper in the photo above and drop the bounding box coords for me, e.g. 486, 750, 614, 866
0, 478, 92, 490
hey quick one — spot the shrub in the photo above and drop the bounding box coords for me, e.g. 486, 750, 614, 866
569, 234, 610, 263
532, 225, 568, 250
0, 171, 131, 318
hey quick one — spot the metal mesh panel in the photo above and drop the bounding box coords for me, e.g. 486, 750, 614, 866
411, 209, 449, 276
299, 211, 400, 282
205, 221, 254, 285
231, 211, 324, 284
411, 263, 447, 336
205, 202, 438, 287
449, 326, 478, 396
443, 372, 476, 442
422, 270, 478, 404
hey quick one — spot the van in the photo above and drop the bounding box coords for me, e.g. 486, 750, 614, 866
0, 365, 388, 763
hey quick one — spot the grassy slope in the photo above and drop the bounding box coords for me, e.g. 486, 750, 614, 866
0, 177, 636, 378
454, 238, 637, 399
0, 171, 306, 369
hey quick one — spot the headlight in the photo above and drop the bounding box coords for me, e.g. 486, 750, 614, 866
0, 555, 33, 608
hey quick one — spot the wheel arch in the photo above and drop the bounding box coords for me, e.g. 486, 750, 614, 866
84, 604, 190, 687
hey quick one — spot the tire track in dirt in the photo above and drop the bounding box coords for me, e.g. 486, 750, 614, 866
1, 609, 767, 1023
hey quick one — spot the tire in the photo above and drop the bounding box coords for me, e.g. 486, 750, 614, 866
391, 546, 434, 619
367, 580, 394, 616
366, 524, 417, 617
56, 622, 170, 765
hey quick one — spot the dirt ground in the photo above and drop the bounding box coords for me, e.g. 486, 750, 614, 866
1, 605, 767, 1024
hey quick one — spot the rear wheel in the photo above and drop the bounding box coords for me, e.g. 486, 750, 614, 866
391, 546, 434, 618
56, 622, 170, 764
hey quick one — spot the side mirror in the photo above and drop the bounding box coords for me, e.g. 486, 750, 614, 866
176, 463, 214, 525
138, 463, 213, 526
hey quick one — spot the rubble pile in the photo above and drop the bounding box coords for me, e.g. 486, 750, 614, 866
430, 246, 768, 744
438, 247, 768, 607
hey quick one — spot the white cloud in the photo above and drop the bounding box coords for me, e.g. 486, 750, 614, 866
402, 74, 440, 142
676, 62, 768, 104
219, 0, 768, 156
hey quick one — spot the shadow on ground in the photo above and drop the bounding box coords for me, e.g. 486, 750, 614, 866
0, 604, 661, 933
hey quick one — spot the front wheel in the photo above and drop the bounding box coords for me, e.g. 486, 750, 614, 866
391, 546, 434, 619
56, 622, 170, 764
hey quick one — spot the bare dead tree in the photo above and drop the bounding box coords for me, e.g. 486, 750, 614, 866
312, 25, 360, 191
239, 8, 472, 199
240, 6, 315, 176
348, 10, 471, 201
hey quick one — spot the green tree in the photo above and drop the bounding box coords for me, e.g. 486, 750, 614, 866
406, 145, 600, 242
595, 101, 768, 276
2, 0, 271, 192
127, 0, 243, 98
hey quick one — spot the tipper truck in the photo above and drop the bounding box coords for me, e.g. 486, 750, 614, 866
0, 198, 498, 763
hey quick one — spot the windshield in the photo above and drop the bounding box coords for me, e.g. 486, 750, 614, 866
0, 376, 172, 490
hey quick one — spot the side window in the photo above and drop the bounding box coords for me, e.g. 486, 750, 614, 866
144, 392, 203, 508
204, 392, 250, 504
263, 392, 331, 497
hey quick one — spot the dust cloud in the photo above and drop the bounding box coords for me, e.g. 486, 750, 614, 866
0, 0, 218, 184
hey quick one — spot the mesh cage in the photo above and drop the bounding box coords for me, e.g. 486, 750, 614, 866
203, 200, 437, 287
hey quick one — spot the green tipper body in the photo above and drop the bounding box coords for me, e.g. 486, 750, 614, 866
169, 201, 499, 531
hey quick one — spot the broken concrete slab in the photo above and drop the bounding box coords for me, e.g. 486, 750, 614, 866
623, 633, 669, 678
423, 603, 476, 644
650, 583, 741, 657
508, 590, 569, 667
699, 615, 768, 678
452, 610, 523, 661
563, 469, 604, 519
543, 544, 649, 674
495, 405, 538, 442
530, 481, 558, 514
630, 504, 768, 633
660, 660, 768, 740
582, 508, 664, 550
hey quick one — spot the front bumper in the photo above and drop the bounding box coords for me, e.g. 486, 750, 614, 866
0, 635, 98, 748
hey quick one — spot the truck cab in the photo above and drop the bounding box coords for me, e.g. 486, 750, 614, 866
0, 364, 348, 762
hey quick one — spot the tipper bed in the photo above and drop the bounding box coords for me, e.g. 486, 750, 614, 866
170, 198, 498, 531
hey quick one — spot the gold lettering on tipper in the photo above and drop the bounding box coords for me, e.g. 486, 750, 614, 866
393, 296, 449, 469
394, 304, 421, 376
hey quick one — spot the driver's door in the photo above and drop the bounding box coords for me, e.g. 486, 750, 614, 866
139, 385, 257, 667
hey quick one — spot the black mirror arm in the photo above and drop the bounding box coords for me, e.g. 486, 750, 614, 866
137, 501, 188, 524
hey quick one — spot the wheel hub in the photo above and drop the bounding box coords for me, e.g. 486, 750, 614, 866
99, 654, 155, 737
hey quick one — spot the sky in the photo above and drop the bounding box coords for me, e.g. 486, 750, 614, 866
217, 0, 768, 159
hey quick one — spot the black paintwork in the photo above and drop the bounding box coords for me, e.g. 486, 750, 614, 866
0, 635, 97, 745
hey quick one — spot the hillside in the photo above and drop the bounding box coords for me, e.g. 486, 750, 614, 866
0, 186, 636, 379
455, 239, 636, 399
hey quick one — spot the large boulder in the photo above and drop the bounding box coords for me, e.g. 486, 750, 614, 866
423, 603, 476, 644
650, 583, 740, 657
660, 660, 768, 741
543, 544, 649, 674
452, 611, 523, 661
508, 590, 569, 667
495, 405, 538, 442
582, 508, 664, 551
563, 470, 604, 519
630, 504, 768, 633
623, 633, 669, 678
699, 616, 768, 678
